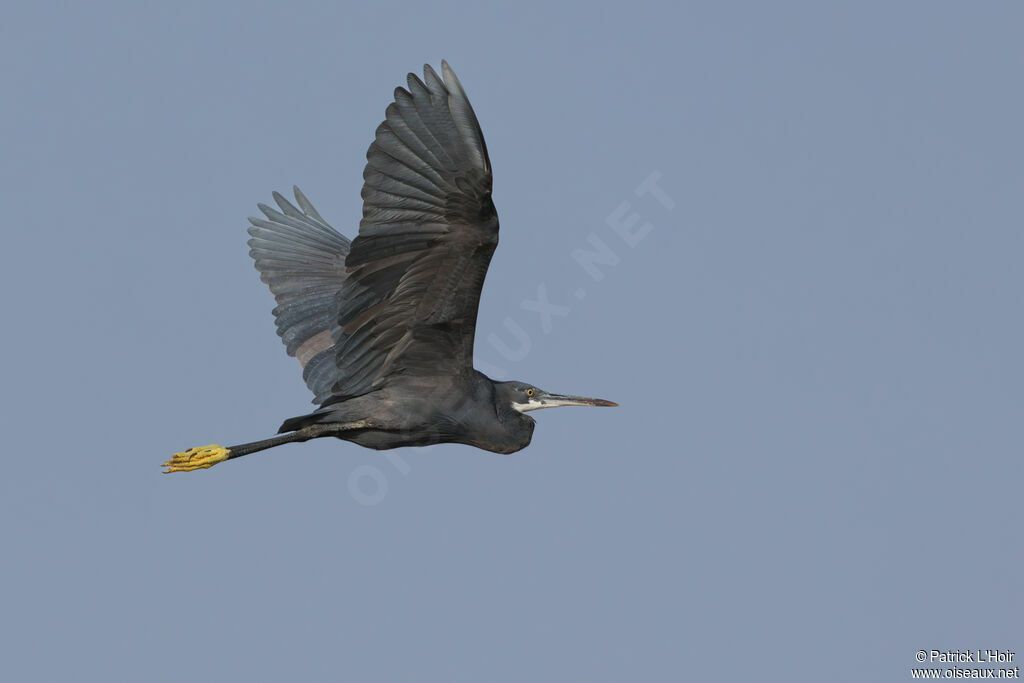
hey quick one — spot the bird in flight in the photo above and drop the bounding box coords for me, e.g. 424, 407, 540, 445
163, 61, 616, 473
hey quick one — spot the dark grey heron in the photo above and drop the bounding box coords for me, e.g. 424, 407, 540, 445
163, 62, 616, 473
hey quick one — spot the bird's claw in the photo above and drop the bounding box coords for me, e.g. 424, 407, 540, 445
162, 444, 231, 473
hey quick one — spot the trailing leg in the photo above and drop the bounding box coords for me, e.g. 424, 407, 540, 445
161, 421, 369, 473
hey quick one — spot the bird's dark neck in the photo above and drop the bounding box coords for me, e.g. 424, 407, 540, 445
484, 376, 535, 454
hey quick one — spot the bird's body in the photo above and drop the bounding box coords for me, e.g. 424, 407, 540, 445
296, 372, 536, 454
163, 62, 614, 473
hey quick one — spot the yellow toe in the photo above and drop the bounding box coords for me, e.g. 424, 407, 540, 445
162, 444, 231, 473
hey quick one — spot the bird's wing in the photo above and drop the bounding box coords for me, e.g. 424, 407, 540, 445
329, 61, 498, 401
247, 187, 352, 404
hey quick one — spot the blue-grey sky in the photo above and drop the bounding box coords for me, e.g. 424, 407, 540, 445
2, 2, 1021, 681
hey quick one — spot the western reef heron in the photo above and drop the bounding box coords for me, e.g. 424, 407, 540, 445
163, 62, 617, 473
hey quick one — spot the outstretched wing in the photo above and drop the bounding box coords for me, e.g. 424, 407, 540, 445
247, 187, 352, 404
329, 61, 498, 401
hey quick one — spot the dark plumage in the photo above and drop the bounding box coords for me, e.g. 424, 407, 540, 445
163, 62, 615, 473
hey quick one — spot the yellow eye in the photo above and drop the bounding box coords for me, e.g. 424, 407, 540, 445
526, 388, 534, 397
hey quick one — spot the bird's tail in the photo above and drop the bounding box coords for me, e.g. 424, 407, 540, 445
278, 411, 326, 434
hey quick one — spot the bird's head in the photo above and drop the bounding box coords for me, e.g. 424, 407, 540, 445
497, 382, 618, 413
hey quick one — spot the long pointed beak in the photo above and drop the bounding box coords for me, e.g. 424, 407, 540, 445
538, 392, 618, 408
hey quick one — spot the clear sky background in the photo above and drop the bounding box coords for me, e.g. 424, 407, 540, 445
2, 2, 1021, 681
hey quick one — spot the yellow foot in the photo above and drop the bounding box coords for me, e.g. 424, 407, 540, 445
162, 444, 231, 473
